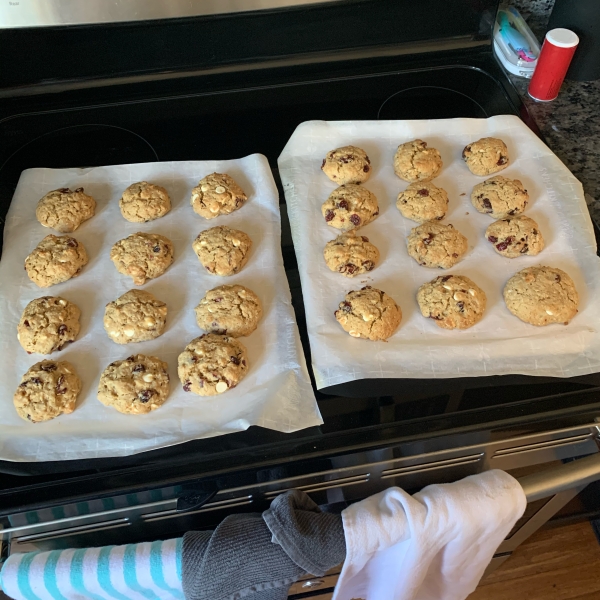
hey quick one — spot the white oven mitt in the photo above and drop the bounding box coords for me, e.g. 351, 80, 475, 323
333, 469, 526, 600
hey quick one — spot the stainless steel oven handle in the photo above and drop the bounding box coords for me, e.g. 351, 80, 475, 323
518, 452, 600, 502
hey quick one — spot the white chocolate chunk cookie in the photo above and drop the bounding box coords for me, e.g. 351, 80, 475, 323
417, 274, 487, 330
119, 181, 171, 223
393, 139, 443, 182
396, 181, 449, 223
110, 232, 174, 285
407, 222, 468, 269
191, 173, 247, 219
192, 225, 252, 276
18, 296, 81, 354
334, 286, 401, 341
323, 231, 380, 277
463, 137, 509, 176
321, 145, 372, 185
36, 187, 96, 233
25, 234, 88, 288
178, 333, 249, 396
322, 184, 379, 231
471, 176, 529, 219
503, 266, 579, 326
104, 289, 167, 344
97, 354, 170, 414
195, 284, 262, 337
13, 360, 81, 423
485, 215, 544, 258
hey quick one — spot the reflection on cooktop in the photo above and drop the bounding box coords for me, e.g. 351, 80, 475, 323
378, 86, 488, 120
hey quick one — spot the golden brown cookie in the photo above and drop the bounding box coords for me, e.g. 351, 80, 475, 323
323, 231, 380, 277
417, 274, 487, 330
25, 235, 89, 288
195, 284, 262, 337
119, 181, 171, 222
407, 222, 468, 269
97, 354, 170, 414
13, 360, 81, 423
322, 184, 379, 231
190, 173, 247, 219
503, 266, 579, 326
486, 215, 544, 258
110, 232, 174, 285
103, 289, 168, 344
36, 187, 96, 233
334, 286, 402, 341
178, 333, 249, 396
321, 145, 372, 185
192, 225, 252, 276
471, 176, 529, 219
462, 137, 509, 176
18, 296, 81, 354
396, 181, 449, 223
393, 139, 443, 182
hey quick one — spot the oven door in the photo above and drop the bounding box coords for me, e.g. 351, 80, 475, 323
3, 427, 600, 599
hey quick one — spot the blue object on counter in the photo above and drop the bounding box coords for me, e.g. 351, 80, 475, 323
0, 538, 183, 600
493, 6, 541, 78
498, 9, 536, 62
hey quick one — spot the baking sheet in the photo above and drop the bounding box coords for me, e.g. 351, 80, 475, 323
278, 116, 600, 389
0, 154, 322, 462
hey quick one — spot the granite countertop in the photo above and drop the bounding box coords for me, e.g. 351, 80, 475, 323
508, 0, 600, 224
513, 78, 600, 225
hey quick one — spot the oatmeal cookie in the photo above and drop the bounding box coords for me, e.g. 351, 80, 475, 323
36, 187, 96, 233
323, 231, 380, 277
119, 181, 171, 222
463, 137, 509, 176
321, 145, 372, 185
471, 176, 528, 219
321, 184, 379, 231
190, 173, 247, 219
393, 139, 443, 182
407, 222, 468, 269
396, 181, 449, 223
486, 215, 544, 258
192, 225, 252, 276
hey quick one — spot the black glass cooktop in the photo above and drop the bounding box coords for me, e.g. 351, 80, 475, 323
1, 47, 600, 508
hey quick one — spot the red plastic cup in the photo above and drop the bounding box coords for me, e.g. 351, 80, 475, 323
528, 28, 579, 102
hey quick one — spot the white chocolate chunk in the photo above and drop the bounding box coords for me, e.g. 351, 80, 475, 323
216, 381, 228, 393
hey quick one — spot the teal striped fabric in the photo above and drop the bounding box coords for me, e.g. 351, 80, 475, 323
0, 538, 183, 600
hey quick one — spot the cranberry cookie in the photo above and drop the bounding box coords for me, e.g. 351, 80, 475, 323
407, 222, 468, 269
393, 139, 442, 182
322, 184, 379, 231
119, 181, 171, 223
396, 181, 449, 223
36, 187, 96, 233
463, 137, 509, 176
323, 231, 380, 277
486, 215, 544, 258
471, 176, 528, 219
321, 145, 372, 185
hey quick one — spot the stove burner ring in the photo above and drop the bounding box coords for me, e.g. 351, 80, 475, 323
377, 85, 488, 120
0, 123, 159, 174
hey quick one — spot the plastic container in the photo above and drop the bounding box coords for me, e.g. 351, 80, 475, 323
528, 28, 579, 102
493, 6, 540, 79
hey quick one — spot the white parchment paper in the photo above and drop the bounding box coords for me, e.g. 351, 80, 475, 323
0, 154, 322, 462
278, 116, 600, 389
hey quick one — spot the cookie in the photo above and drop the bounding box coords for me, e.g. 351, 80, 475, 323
110, 232, 174, 285
396, 181, 449, 223
334, 286, 401, 341
192, 225, 252, 276
104, 289, 168, 344
322, 184, 379, 231
25, 235, 88, 288
321, 145, 372, 185
393, 139, 443, 182
119, 181, 171, 223
407, 222, 468, 269
471, 176, 529, 219
503, 266, 579, 326
97, 354, 170, 414
462, 137, 509, 176
36, 187, 96, 233
13, 360, 81, 423
486, 215, 544, 258
190, 173, 247, 219
417, 275, 487, 330
18, 296, 81, 354
323, 231, 380, 277
178, 333, 249, 396
195, 284, 262, 337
